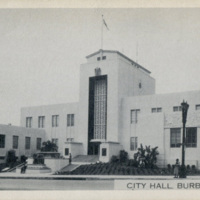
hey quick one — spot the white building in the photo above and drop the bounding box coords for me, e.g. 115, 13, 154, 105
20, 49, 200, 167
0, 124, 45, 163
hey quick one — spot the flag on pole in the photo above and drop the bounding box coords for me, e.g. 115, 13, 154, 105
102, 15, 109, 30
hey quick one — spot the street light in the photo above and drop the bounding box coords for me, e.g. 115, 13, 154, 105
179, 100, 189, 178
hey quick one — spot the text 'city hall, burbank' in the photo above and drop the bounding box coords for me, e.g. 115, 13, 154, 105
1, 49, 200, 168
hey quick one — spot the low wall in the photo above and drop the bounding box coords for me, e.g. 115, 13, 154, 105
100, 142, 123, 162
27, 157, 69, 172
45, 158, 69, 172
63, 142, 83, 158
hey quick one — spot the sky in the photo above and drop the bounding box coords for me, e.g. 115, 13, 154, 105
0, 8, 200, 126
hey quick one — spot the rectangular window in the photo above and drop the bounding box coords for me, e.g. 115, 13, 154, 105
38, 116, 45, 128
130, 109, 140, 123
52, 138, 58, 146
173, 106, 182, 112
102, 148, 107, 156
65, 148, 69, 156
151, 107, 162, 113
13, 136, 19, 149
130, 137, 138, 151
196, 105, 200, 110
97, 57, 101, 61
102, 56, 106, 60
26, 117, 32, 128
67, 114, 75, 127
25, 137, 31, 150
52, 115, 59, 127
0, 135, 5, 148
170, 128, 181, 148
36, 138, 42, 150
186, 127, 197, 147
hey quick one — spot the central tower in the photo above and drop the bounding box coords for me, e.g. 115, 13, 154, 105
88, 75, 107, 154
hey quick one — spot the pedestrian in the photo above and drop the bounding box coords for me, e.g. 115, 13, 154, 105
174, 158, 180, 178
69, 153, 72, 165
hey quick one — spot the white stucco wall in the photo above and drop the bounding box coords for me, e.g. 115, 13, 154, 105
0, 124, 45, 160
21, 103, 79, 155
99, 142, 123, 163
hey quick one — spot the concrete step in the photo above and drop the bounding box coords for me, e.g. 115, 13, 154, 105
72, 155, 99, 163
60, 164, 79, 172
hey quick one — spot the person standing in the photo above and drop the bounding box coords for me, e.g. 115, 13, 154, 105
69, 153, 72, 165
174, 158, 180, 178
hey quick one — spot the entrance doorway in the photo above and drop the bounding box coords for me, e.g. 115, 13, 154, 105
88, 142, 100, 155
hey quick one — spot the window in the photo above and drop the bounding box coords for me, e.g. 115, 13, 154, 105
52, 115, 59, 127
13, 136, 19, 149
26, 117, 32, 128
196, 105, 200, 110
67, 114, 75, 127
151, 107, 162, 113
65, 148, 69, 156
102, 148, 107, 156
186, 127, 197, 147
170, 128, 181, 148
173, 106, 182, 112
97, 57, 101, 61
102, 56, 106, 60
130, 137, 138, 151
139, 82, 142, 89
25, 137, 31, 150
36, 138, 42, 150
52, 138, 58, 146
38, 116, 45, 128
0, 135, 5, 148
130, 109, 140, 123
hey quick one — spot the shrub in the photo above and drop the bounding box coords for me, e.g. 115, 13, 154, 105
110, 155, 119, 163
134, 144, 159, 169
167, 164, 171, 170
129, 159, 139, 167
186, 165, 190, 170
6, 150, 17, 168
119, 150, 128, 163
20, 155, 28, 163
192, 165, 196, 170
41, 140, 58, 152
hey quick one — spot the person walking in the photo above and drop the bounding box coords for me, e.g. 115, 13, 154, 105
174, 158, 180, 178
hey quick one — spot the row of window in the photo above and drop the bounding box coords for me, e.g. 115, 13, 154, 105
0, 134, 42, 150
129, 127, 198, 151
130, 105, 200, 124
26, 114, 75, 128
97, 56, 106, 61
170, 127, 197, 148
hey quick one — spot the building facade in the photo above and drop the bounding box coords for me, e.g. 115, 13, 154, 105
20, 50, 200, 167
0, 124, 45, 163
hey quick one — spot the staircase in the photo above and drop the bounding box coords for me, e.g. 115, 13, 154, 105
72, 155, 99, 165
57, 155, 99, 174
59, 164, 79, 173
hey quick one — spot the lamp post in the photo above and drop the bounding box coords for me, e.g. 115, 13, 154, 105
179, 100, 189, 178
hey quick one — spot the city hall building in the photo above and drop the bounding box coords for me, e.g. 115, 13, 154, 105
20, 50, 200, 167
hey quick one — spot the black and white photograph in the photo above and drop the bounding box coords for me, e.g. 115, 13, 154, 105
0, 1, 200, 199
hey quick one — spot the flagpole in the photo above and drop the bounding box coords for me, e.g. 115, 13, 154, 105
101, 15, 104, 57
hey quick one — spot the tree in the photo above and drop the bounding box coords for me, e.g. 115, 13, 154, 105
41, 140, 58, 152
134, 144, 159, 168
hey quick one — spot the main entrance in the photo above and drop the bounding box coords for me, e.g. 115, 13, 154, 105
88, 75, 107, 155
88, 142, 100, 155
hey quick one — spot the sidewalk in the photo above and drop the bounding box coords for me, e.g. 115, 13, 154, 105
1, 172, 200, 180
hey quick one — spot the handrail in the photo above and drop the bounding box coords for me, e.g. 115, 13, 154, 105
6, 162, 25, 172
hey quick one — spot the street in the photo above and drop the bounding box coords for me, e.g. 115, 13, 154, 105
0, 179, 114, 190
